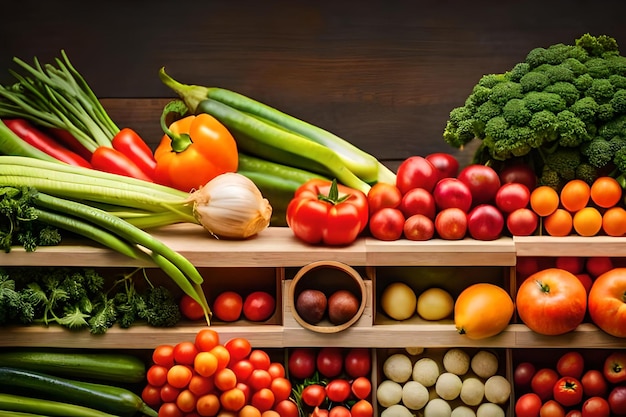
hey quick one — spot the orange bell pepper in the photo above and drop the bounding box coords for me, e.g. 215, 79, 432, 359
155, 100, 238, 192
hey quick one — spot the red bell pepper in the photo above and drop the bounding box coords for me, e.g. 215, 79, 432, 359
111, 128, 157, 180
46, 127, 93, 161
3, 118, 92, 168
286, 178, 369, 246
90, 146, 154, 182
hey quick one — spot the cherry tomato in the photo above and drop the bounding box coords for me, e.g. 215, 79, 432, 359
325, 379, 351, 403
248, 369, 272, 391
251, 388, 276, 412
231, 359, 255, 383
514, 362, 536, 387
270, 377, 292, 403
158, 402, 183, 417
268, 362, 286, 379
147, 364, 169, 387
351, 376, 372, 400
213, 291, 243, 322
243, 291, 276, 322
220, 387, 247, 412
167, 364, 193, 389
188, 374, 214, 397
302, 384, 326, 407
582, 396, 610, 417
179, 294, 205, 321
532, 368, 560, 401
209, 345, 231, 370
344, 348, 371, 378
274, 399, 299, 417
160, 383, 182, 403
368, 207, 405, 241
367, 182, 402, 215
225, 337, 253, 362
553, 376, 583, 407
515, 392, 542, 417
288, 348, 316, 380
153, 344, 175, 368
173, 341, 199, 366
540, 399, 566, 417
350, 399, 374, 417
557, 351, 585, 379
581, 370, 608, 397
196, 393, 220, 417
316, 347, 344, 378
214, 368, 238, 391
499, 163, 537, 191
176, 389, 197, 413
194, 329, 220, 352
328, 405, 351, 417
194, 351, 218, 378
142, 384, 162, 408
249, 349, 272, 370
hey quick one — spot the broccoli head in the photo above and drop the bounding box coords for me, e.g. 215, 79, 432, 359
544, 146, 582, 180
502, 98, 532, 126
570, 96, 599, 123
610, 89, 626, 114
581, 137, 614, 168
556, 110, 591, 147
575, 162, 600, 185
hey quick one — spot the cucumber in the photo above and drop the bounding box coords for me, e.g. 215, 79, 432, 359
0, 393, 116, 417
0, 367, 157, 417
0, 350, 146, 383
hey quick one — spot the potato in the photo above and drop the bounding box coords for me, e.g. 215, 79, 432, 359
381, 282, 417, 320
476, 403, 505, 417
443, 348, 470, 375
483, 375, 511, 404
381, 404, 414, 417
383, 353, 413, 383
405, 346, 425, 356
460, 377, 484, 406
412, 357, 440, 387
435, 372, 462, 400
424, 398, 452, 417
470, 350, 499, 379
402, 380, 429, 410
451, 406, 477, 417
417, 287, 454, 320
377, 380, 403, 408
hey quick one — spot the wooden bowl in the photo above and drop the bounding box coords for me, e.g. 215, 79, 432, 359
289, 260, 366, 333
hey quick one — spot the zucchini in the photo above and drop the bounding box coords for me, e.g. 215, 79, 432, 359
0, 350, 146, 383
0, 367, 157, 417
0, 393, 116, 417
237, 153, 329, 226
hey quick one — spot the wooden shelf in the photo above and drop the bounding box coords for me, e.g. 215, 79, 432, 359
2, 227, 626, 349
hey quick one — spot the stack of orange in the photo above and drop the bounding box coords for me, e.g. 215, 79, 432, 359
529, 177, 626, 237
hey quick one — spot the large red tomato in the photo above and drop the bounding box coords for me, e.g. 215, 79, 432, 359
588, 268, 626, 337
516, 268, 587, 335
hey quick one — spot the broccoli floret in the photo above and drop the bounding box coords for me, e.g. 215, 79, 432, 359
597, 103, 615, 121
585, 58, 612, 79
478, 73, 508, 88
607, 55, 626, 75
540, 166, 565, 190
557, 110, 590, 147
88, 294, 117, 335
508, 62, 531, 81
443, 118, 476, 148
0, 272, 36, 325
575, 162, 600, 185
570, 97, 599, 123
138, 286, 181, 327
484, 116, 509, 141
467, 85, 492, 107
528, 110, 559, 143
613, 146, 626, 174
576, 33, 619, 57
525, 91, 567, 113
609, 74, 626, 89
541, 64, 575, 83
474, 101, 502, 125
610, 89, 626, 114
562, 58, 587, 76
489, 81, 524, 106
113, 279, 144, 329
545, 146, 582, 180
526, 47, 549, 68
598, 115, 626, 139
609, 136, 626, 153
581, 138, 614, 168
586, 79, 615, 103
574, 73, 594, 92
502, 98, 532, 126
544, 82, 580, 106
520, 71, 550, 92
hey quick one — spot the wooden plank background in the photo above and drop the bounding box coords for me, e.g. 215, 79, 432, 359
2, 0, 626, 170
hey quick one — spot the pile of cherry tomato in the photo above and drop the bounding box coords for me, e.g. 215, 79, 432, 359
288, 347, 374, 417
142, 329, 296, 417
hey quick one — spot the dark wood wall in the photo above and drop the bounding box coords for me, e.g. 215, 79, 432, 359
3, 0, 626, 170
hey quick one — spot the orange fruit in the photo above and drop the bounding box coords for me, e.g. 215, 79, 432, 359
560, 179, 590, 212
590, 176, 622, 208
602, 206, 626, 236
543, 208, 573, 236
530, 186, 560, 217
573, 206, 603, 237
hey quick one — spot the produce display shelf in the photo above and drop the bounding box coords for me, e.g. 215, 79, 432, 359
514, 235, 626, 257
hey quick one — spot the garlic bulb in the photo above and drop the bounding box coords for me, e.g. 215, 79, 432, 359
188, 172, 272, 239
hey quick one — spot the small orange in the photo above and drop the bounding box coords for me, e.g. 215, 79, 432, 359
573, 206, 603, 236
530, 185, 560, 217
543, 208, 573, 236
560, 179, 590, 212
590, 176, 622, 208
602, 206, 626, 236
